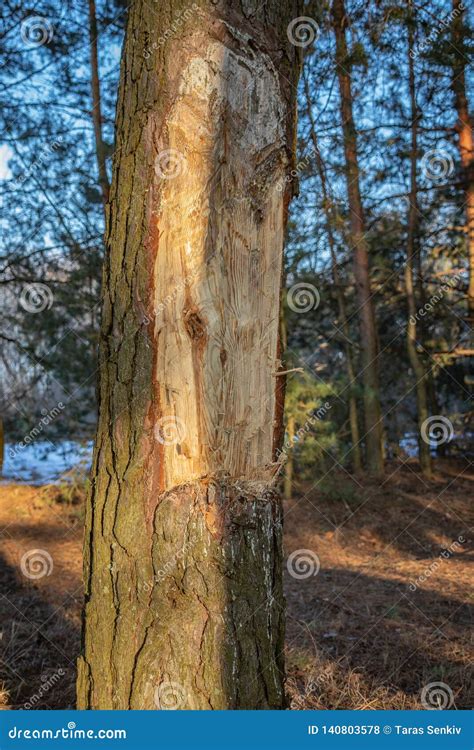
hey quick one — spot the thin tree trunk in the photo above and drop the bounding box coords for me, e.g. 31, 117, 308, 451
88, 0, 110, 213
283, 414, 295, 500
405, 6, 432, 478
452, 0, 474, 321
303, 74, 362, 473
77, 0, 301, 710
331, 0, 384, 475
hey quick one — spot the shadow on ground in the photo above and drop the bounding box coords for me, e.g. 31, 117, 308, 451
0, 460, 472, 709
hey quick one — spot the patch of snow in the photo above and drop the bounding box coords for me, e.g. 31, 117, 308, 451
399, 433, 419, 458
2, 440, 93, 485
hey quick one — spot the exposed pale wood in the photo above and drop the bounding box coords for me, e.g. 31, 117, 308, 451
152, 29, 290, 491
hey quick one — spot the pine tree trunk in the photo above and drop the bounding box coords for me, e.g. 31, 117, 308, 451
77, 0, 301, 710
331, 0, 384, 476
405, 7, 432, 478
451, 0, 474, 322
303, 74, 362, 473
88, 0, 110, 213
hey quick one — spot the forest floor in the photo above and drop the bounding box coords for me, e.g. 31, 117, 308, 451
0, 459, 472, 710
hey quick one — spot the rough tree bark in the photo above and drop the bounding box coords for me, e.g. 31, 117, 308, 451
303, 73, 362, 473
331, 0, 384, 475
405, 5, 432, 478
77, 0, 301, 710
451, 0, 474, 322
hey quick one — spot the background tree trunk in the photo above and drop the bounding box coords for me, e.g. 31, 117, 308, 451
88, 0, 110, 213
331, 0, 384, 475
405, 4, 432, 478
283, 415, 295, 500
303, 74, 362, 473
77, 0, 301, 710
451, 0, 474, 323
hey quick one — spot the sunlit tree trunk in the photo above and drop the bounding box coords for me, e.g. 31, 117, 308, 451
405, 6, 432, 478
452, 0, 474, 321
331, 0, 384, 475
303, 73, 362, 473
77, 0, 301, 710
